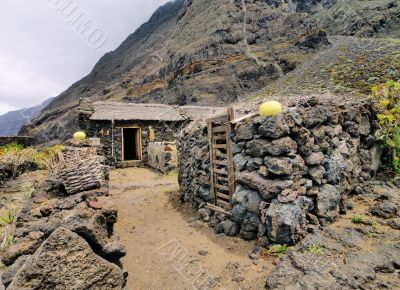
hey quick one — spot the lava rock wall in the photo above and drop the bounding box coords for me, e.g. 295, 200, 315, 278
0, 141, 127, 289
178, 99, 382, 245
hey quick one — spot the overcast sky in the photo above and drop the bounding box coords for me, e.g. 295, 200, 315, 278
0, 0, 171, 115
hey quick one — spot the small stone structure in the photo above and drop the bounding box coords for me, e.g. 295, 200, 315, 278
79, 100, 221, 172
1, 139, 127, 289
178, 98, 382, 245
79, 99, 224, 172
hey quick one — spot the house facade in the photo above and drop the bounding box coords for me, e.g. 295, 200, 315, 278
79, 100, 224, 172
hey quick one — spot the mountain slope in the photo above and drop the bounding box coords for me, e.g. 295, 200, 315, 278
20, 0, 400, 143
0, 98, 53, 137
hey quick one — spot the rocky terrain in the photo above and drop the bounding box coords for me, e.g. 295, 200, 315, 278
19, 0, 400, 143
0, 140, 127, 289
266, 179, 400, 289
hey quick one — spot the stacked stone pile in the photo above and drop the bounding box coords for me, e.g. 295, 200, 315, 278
1, 140, 127, 289
178, 98, 383, 246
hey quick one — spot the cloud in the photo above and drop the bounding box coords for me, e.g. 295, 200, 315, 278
0, 0, 171, 116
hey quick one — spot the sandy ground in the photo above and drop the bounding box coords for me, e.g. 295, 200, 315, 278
110, 167, 275, 290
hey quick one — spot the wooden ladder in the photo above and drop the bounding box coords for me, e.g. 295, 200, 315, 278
207, 108, 236, 210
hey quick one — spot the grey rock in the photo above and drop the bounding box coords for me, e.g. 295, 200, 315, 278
232, 142, 245, 154
233, 154, 249, 171
387, 218, 400, 230
266, 137, 297, 156
308, 165, 326, 185
198, 208, 212, 222
235, 122, 254, 141
245, 139, 269, 157
8, 227, 124, 290
61, 206, 114, 249
315, 184, 341, 221
246, 158, 263, 171
232, 204, 247, 223
264, 156, 293, 175
303, 106, 328, 128
266, 227, 400, 289
266, 199, 307, 245
357, 115, 371, 136
1, 231, 45, 266
304, 152, 325, 165
258, 166, 269, 177
258, 116, 290, 139
241, 213, 261, 233
101, 242, 127, 261
306, 213, 320, 225
1, 255, 30, 287
198, 186, 212, 201
232, 185, 263, 215
369, 201, 398, 219
343, 121, 360, 137
222, 220, 240, 236
324, 149, 346, 184
240, 229, 258, 241
236, 171, 293, 200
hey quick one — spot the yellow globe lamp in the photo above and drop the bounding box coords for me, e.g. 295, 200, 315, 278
259, 101, 283, 117
73, 131, 86, 141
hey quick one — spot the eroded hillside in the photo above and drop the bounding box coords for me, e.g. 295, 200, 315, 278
20, 0, 400, 143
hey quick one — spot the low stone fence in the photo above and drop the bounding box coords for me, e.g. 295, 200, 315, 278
147, 142, 177, 173
0, 137, 35, 148
178, 98, 381, 245
1, 141, 127, 289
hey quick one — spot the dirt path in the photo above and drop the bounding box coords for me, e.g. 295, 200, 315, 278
110, 167, 274, 290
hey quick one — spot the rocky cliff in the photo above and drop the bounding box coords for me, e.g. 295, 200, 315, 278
20, 0, 400, 143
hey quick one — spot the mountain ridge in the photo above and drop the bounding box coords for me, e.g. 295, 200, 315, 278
19, 0, 400, 143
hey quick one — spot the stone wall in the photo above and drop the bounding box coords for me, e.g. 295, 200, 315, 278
0, 137, 35, 148
1, 141, 127, 289
178, 99, 382, 245
147, 142, 177, 173
178, 123, 211, 205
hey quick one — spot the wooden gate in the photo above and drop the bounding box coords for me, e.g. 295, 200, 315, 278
207, 108, 236, 210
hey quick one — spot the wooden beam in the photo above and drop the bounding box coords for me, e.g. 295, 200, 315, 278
226, 121, 235, 200
206, 203, 232, 216
208, 122, 216, 206
227, 106, 236, 122
213, 144, 227, 149
217, 199, 232, 210
212, 125, 226, 133
214, 169, 228, 175
212, 160, 228, 166
214, 184, 229, 191
212, 134, 227, 141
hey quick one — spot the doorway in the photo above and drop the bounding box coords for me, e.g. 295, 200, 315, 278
122, 128, 142, 161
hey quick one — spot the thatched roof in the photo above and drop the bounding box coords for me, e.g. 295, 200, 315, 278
90, 102, 185, 122
89, 101, 225, 122
179, 106, 226, 120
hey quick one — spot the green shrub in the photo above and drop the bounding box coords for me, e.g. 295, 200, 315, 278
307, 242, 324, 255
372, 80, 400, 175
0, 211, 16, 225
0, 144, 63, 172
266, 244, 290, 258
352, 215, 364, 224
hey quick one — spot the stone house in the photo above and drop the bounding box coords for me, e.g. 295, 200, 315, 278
79, 100, 224, 171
